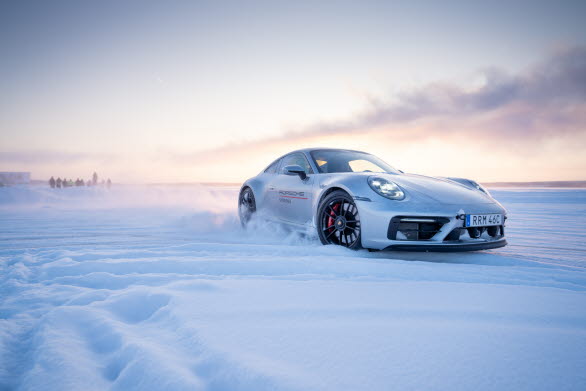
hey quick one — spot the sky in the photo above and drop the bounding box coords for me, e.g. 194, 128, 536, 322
1, 0, 585, 183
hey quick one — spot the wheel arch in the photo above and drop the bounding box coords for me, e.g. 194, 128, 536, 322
316, 186, 350, 207
239, 178, 266, 209
313, 184, 355, 227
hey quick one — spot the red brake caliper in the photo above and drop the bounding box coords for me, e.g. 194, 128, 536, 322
327, 203, 340, 231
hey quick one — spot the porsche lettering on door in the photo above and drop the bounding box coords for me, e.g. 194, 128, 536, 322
278, 190, 308, 199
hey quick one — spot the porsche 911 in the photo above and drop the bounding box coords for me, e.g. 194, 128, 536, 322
238, 148, 507, 251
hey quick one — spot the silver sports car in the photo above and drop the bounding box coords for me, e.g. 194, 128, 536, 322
238, 148, 507, 251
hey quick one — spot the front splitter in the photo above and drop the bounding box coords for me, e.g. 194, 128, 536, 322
383, 238, 507, 252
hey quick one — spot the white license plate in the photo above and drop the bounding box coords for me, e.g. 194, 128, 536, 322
465, 214, 503, 227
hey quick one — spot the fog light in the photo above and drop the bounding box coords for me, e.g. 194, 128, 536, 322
487, 226, 499, 237
468, 227, 481, 238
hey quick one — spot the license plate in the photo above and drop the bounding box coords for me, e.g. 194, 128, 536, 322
465, 214, 503, 227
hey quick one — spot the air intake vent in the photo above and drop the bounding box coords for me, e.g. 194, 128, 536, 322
387, 216, 450, 241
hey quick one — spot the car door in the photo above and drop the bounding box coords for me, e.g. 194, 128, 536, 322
260, 158, 281, 218
272, 153, 315, 225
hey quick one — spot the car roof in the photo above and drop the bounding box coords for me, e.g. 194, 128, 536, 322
290, 148, 369, 155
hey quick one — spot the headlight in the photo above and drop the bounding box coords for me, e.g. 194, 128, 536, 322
367, 176, 405, 200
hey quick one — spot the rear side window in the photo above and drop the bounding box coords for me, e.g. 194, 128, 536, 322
264, 159, 281, 174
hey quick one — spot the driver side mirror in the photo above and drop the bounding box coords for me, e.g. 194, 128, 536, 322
284, 165, 307, 180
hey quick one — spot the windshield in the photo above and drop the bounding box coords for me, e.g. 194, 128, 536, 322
310, 150, 399, 174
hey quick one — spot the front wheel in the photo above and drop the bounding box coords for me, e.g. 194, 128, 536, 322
317, 190, 361, 249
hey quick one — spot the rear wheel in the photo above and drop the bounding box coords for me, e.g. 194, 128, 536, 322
317, 190, 361, 249
239, 187, 256, 227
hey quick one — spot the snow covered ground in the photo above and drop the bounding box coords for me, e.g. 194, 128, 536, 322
1, 184, 585, 391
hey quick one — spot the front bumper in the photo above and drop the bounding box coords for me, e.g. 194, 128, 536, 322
384, 238, 507, 252
356, 198, 507, 252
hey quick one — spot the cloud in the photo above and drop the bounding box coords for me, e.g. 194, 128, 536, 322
305, 46, 585, 135
180, 46, 586, 162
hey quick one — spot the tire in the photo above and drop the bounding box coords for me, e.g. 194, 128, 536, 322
317, 190, 361, 249
238, 187, 256, 227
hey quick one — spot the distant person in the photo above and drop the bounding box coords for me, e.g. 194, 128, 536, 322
56, 177, 62, 188
80, 179, 85, 186
92, 172, 98, 185
62, 178, 67, 187
69, 179, 74, 187
49, 176, 55, 188
107, 178, 111, 189
87, 179, 92, 186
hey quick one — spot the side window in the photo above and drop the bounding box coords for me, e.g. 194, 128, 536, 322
280, 153, 314, 175
264, 159, 281, 174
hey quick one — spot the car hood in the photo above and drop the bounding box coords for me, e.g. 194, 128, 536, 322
385, 173, 495, 204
